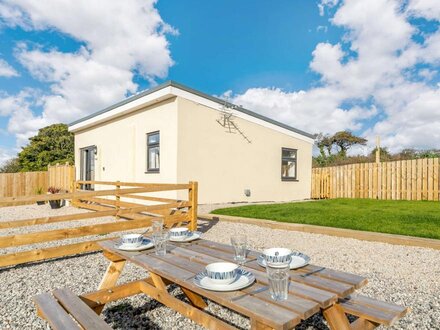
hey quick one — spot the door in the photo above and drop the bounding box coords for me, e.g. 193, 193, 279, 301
80, 146, 96, 190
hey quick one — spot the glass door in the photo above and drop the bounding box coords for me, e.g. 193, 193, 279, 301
80, 146, 96, 190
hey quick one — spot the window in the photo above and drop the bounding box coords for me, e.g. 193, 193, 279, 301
147, 131, 160, 172
281, 148, 297, 181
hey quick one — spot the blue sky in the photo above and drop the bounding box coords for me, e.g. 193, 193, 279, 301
155, 0, 342, 94
0, 0, 439, 163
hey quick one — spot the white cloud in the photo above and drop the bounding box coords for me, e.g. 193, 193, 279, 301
316, 25, 328, 33
0, 58, 19, 77
0, 0, 175, 148
0, 89, 47, 145
228, 0, 440, 153
318, 0, 340, 16
0, 147, 15, 166
407, 0, 440, 21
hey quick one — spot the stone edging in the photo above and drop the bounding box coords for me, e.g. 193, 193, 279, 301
198, 213, 440, 250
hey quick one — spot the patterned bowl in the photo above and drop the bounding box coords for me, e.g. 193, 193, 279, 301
262, 248, 292, 265
169, 227, 190, 238
205, 262, 239, 285
121, 234, 143, 247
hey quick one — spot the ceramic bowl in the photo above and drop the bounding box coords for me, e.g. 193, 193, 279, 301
121, 234, 143, 247
205, 262, 239, 285
169, 227, 190, 238
262, 248, 292, 265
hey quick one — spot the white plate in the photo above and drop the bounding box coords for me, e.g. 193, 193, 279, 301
115, 238, 154, 251
193, 269, 255, 291
169, 231, 202, 242
257, 252, 310, 269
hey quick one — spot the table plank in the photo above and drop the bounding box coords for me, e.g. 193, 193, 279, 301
168, 244, 337, 308
185, 243, 354, 297
133, 253, 301, 329
153, 252, 320, 320
98, 237, 370, 312
196, 240, 367, 289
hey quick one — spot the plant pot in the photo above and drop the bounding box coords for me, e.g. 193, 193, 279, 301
49, 200, 62, 209
36, 201, 45, 205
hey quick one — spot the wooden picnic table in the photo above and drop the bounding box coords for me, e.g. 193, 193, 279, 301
95, 238, 371, 330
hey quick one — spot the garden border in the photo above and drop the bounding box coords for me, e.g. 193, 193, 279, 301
199, 213, 440, 250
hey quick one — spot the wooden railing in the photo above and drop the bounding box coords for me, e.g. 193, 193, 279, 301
0, 181, 198, 268
312, 158, 440, 201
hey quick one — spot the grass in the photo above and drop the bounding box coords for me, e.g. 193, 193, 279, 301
211, 199, 440, 240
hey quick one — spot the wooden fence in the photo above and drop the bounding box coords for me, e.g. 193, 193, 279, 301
0, 164, 74, 204
48, 163, 75, 191
312, 158, 440, 201
0, 171, 48, 198
0, 181, 197, 268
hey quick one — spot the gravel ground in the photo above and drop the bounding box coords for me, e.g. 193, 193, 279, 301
0, 204, 439, 329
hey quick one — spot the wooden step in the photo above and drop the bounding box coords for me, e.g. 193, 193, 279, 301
34, 293, 81, 330
340, 294, 409, 326
53, 289, 112, 330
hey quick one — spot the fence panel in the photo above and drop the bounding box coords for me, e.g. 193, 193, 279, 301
312, 158, 440, 201
48, 163, 75, 191
0, 164, 74, 205
0, 171, 48, 199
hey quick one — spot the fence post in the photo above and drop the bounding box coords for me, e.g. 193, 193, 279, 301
71, 181, 80, 207
188, 181, 198, 231
115, 181, 121, 219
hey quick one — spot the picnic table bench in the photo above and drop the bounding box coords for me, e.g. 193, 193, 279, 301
34, 238, 408, 329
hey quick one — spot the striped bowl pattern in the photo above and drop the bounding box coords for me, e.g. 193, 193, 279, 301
263, 248, 292, 264
121, 234, 143, 246
194, 268, 254, 289
205, 262, 238, 284
169, 227, 190, 238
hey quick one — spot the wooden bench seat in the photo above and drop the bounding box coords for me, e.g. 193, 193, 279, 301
34, 288, 112, 330
340, 294, 409, 328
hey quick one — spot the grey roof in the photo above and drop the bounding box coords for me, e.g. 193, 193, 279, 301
69, 80, 315, 139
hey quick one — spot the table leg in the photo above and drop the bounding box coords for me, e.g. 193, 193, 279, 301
250, 319, 275, 330
141, 275, 234, 329
181, 287, 208, 309
150, 272, 167, 291
350, 318, 378, 330
322, 304, 351, 330
94, 259, 126, 314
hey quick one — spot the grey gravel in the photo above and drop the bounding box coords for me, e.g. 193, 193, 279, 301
0, 204, 439, 329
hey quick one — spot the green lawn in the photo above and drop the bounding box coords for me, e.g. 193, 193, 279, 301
211, 199, 440, 239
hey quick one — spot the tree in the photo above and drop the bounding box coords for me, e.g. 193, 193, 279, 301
0, 157, 21, 173
18, 124, 74, 171
315, 133, 333, 157
331, 131, 367, 158
369, 147, 391, 161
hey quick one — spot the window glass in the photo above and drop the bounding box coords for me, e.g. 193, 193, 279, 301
282, 160, 296, 178
147, 131, 160, 172
148, 146, 160, 170
148, 133, 160, 145
281, 148, 297, 180
282, 149, 296, 159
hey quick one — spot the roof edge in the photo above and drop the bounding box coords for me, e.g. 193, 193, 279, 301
69, 80, 315, 140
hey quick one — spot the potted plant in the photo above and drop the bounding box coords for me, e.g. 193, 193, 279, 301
35, 187, 46, 205
47, 186, 62, 209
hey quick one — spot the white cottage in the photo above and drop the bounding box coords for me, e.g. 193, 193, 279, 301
68, 81, 314, 204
